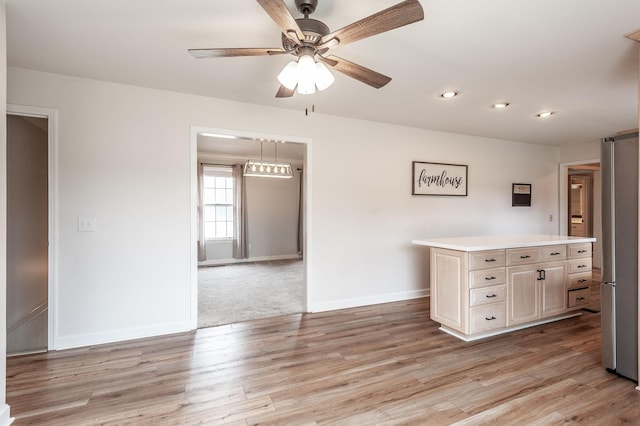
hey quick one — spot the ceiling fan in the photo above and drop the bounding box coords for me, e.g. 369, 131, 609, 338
188, 0, 424, 97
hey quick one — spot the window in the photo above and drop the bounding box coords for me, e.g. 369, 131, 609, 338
203, 165, 234, 240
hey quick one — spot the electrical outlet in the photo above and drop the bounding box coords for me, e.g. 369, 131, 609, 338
78, 217, 97, 232
548, 214, 553, 222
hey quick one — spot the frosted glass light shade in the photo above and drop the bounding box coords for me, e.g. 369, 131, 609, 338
277, 61, 299, 90
296, 55, 316, 95
314, 62, 335, 91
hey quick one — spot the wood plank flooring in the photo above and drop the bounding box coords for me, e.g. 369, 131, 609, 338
7, 282, 640, 425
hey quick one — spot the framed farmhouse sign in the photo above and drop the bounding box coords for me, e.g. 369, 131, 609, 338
412, 161, 468, 196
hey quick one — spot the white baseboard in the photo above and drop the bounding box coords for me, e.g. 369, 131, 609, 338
199, 254, 302, 267
0, 404, 13, 425
53, 320, 193, 350
309, 288, 429, 313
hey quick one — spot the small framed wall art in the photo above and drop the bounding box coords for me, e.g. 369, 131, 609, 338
512, 183, 532, 206
412, 161, 468, 196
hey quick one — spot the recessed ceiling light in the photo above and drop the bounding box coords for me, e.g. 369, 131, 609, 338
491, 102, 510, 109
536, 111, 554, 118
440, 91, 459, 99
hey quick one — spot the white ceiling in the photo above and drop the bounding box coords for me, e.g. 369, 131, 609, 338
6, 0, 640, 148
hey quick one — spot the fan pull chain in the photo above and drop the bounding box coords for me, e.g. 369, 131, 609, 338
305, 104, 316, 116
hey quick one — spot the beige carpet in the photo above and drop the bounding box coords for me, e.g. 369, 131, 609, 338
198, 259, 304, 328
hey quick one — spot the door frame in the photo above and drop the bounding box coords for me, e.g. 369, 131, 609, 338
7, 104, 58, 350
189, 126, 312, 329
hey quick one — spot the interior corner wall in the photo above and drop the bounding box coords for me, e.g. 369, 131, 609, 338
7, 67, 561, 349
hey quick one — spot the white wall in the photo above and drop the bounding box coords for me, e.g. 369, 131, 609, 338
8, 67, 561, 349
0, 4, 11, 425
245, 170, 301, 258
559, 139, 600, 163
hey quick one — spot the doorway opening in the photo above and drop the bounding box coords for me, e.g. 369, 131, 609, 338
560, 160, 602, 270
189, 127, 310, 329
6, 105, 57, 355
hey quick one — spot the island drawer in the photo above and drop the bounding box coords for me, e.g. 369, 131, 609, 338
469, 250, 506, 270
568, 287, 590, 308
469, 268, 506, 289
470, 285, 506, 306
507, 247, 538, 265
538, 245, 567, 262
568, 258, 592, 274
568, 272, 592, 288
470, 302, 506, 333
568, 243, 592, 259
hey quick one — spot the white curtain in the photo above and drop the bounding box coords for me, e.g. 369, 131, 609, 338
197, 162, 207, 261
232, 164, 249, 259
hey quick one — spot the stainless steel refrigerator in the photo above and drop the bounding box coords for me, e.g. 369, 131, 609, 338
601, 131, 639, 382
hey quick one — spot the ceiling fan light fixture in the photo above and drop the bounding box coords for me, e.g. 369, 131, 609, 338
314, 61, 335, 91
278, 61, 300, 90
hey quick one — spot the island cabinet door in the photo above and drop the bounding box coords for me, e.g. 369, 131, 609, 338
540, 261, 567, 318
430, 248, 468, 333
507, 265, 540, 326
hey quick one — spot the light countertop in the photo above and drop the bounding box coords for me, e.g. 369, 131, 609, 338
411, 234, 596, 252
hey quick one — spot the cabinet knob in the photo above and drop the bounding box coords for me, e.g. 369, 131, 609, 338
485, 316, 497, 321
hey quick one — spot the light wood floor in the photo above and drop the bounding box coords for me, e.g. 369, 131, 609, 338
7, 282, 640, 425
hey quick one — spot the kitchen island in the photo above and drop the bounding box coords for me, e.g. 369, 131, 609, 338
412, 234, 596, 341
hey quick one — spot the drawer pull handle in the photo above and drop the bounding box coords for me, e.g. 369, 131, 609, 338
577, 264, 588, 268
576, 297, 586, 301
485, 294, 497, 298
485, 258, 497, 262
520, 255, 531, 259
485, 316, 497, 321
578, 279, 588, 283
578, 250, 587, 253
485, 276, 496, 281
550, 252, 561, 256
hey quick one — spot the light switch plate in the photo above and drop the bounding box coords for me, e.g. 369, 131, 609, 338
78, 217, 97, 232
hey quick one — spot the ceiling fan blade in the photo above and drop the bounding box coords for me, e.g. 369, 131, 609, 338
319, 0, 424, 48
325, 55, 392, 89
256, 0, 305, 42
276, 85, 295, 98
188, 48, 287, 58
